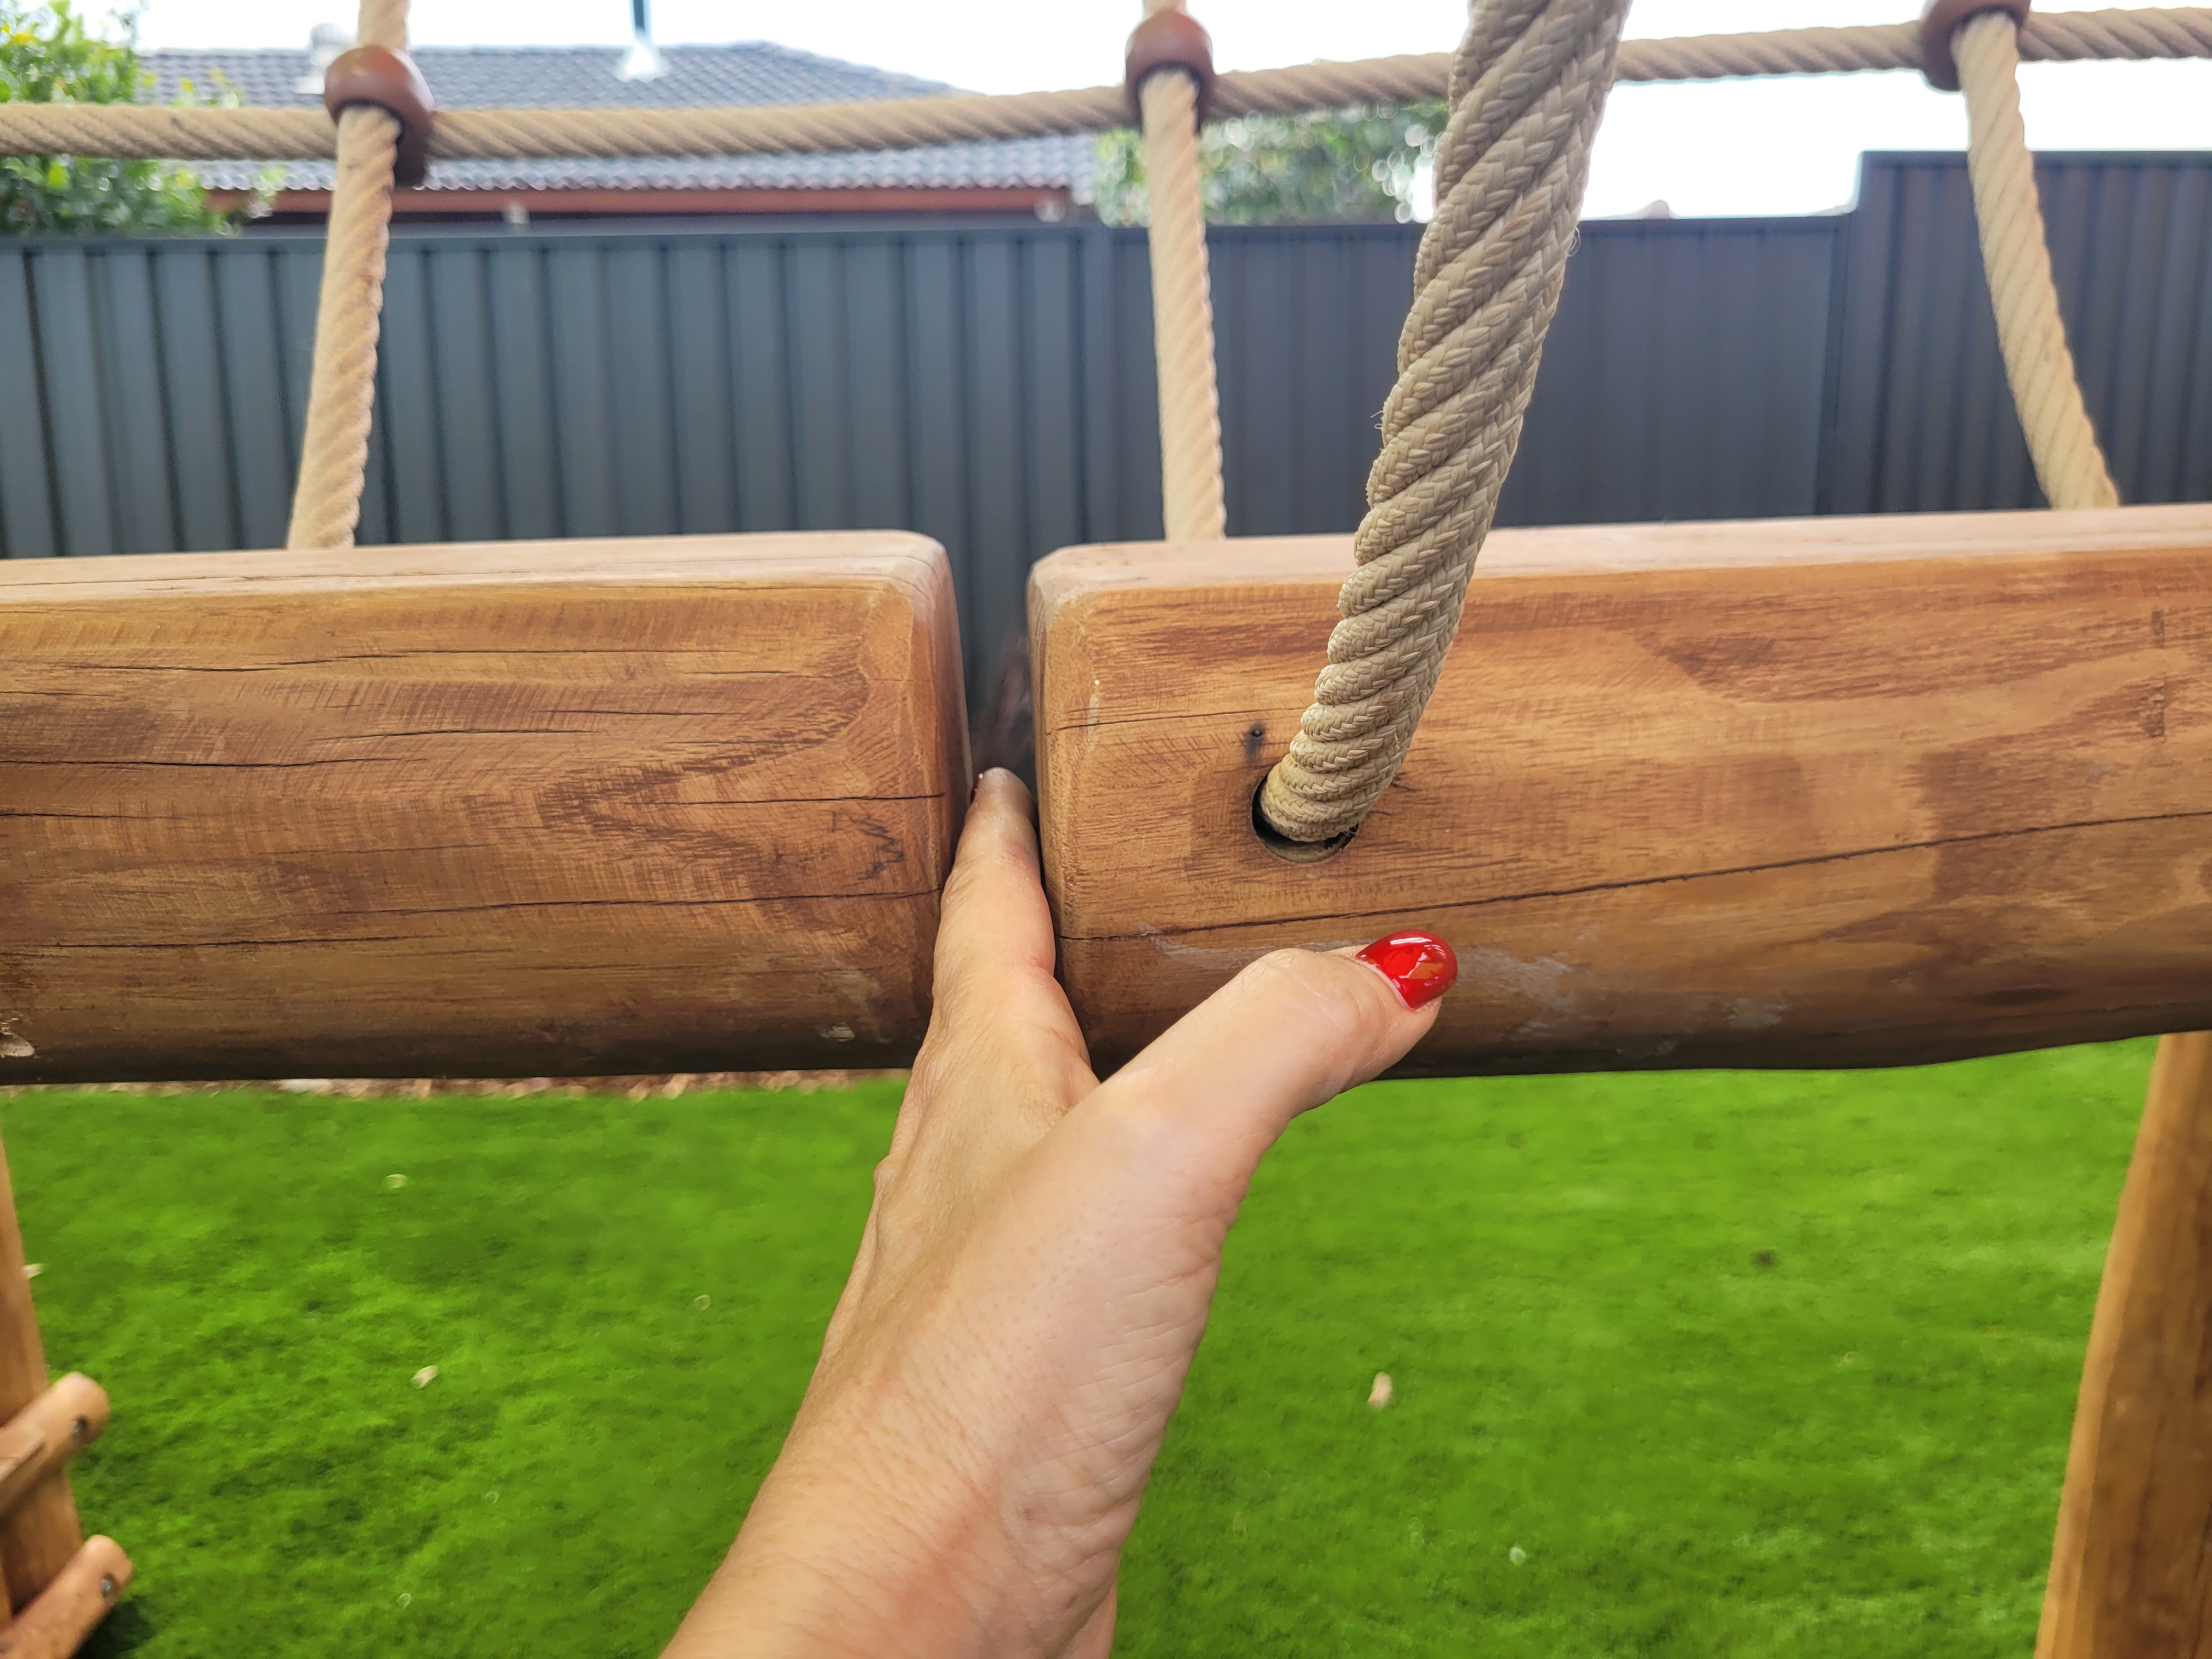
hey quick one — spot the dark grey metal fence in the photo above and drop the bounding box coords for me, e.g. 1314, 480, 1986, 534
3, 153, 2208, 698
1826, 154, 2212, 513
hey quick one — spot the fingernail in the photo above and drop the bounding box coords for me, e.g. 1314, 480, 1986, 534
1355, 930, 1458, 1010
970, 772, 984, 803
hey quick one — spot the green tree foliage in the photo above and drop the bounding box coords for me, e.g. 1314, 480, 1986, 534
1093, 100, 1448, 227
0, 3, 250, 233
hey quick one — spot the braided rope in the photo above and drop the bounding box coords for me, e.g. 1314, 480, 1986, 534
1617, 5, 2212, 76
1617, 22, 1920, 78
430, 89, 1130, 162
283, 0, 407, 550
1955, 10, 2120, 510
1139, 65, 1228, 544
1257, 0, 1632, 845
359, 0, 409, 53
2018, 2, 2212, 57
0, 9, 2203, 163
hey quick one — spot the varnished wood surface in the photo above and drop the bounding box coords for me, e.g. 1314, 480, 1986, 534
2, 534, 969, 1082
1031, 507, 2212, 1073
2037, 1030, 2212, 1658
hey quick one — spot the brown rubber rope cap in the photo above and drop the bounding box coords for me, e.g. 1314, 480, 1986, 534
1920, 0, 2032, 91
321, 44, 436, 187
1125, 7, 1216, 126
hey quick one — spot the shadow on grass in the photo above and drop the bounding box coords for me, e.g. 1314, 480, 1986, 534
82, 1598, 156, 1655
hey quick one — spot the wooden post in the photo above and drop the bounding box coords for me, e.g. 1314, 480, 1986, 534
2036, 1030, 2212, 1657
0, 1144, 82, 1611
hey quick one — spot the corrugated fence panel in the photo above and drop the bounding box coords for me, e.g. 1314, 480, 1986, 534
4, 155, 2209, 704
380, 245, 447, 545
0, 255, 55, 560
431, 246, 506, 544
39, 247, 116, 560
961, 236, 1031, 669
1211, 225, 1413, 538
1023, 238, 1088, 569
669, 242, 735, 536
94, 248, 176, 555
1502, 217, 1841, 526
1105, 232, 1166, 546
154, 249, 236, 552
726, 240, 795, 534
490, 244, 560, 542
216, 247, 296, 550
1830, 153, 2212, 513
547, 243, 618, 539
905, 237, 973, 602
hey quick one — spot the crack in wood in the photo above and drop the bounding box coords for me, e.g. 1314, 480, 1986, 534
329, 888, 940, 921
19, 936, 417, 951
16, 655, 858, 674
1043, 706, 1283, 737
2, 756, 408, 771
1067, 805, 2212, 944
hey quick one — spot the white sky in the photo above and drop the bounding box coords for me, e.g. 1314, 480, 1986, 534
133, 1, 2212, 217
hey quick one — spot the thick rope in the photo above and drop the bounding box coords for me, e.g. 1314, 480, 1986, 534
0, 9, 2204, 163
1257, 0, 1632, 845
358, 0, 409, 53
1955, 10, 2120, 510
1616, 5, 2212, 76
283, 0, 407, 549
1139, 62, 1227, 543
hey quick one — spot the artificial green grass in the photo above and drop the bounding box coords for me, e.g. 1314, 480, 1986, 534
4, 1040, 2150, 1656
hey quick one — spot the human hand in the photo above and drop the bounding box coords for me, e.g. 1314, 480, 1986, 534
664, 769, 1457, 1658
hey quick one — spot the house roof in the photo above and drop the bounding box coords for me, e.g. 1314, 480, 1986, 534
140, 42, 1095, 198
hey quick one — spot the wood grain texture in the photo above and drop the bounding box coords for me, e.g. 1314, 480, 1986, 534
0, 1146, 78, 1612
2037, 1029, 2212, 1658
1, 534, 970, 1082
1031, 507, 2212, 1073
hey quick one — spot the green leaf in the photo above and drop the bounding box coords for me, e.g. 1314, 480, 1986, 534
0, 2, 244, 235
1095, 100, 1448, 228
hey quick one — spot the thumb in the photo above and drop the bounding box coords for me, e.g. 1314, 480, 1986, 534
1068, 932, 1455, 1223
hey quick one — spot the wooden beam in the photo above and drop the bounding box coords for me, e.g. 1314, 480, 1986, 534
1030, 507, 2212, 1073
2036, 1029, 2212, 1657
1, 534, 969, 1082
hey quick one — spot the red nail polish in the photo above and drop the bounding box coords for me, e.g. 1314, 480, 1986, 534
1356, 930, 1458, 1009
969, 772, 983, 803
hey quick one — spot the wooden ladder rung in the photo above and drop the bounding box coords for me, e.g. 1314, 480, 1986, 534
0, 532, 971, 1084
0, 1379, 109, 1527
1031, 505, 2212, 1074
0, 1536, 131, 1658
